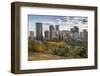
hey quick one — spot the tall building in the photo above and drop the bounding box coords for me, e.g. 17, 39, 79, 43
71, 28, 74, 33
51, 31, 57, 40
79, 32, 84, 39
59, 31, 63, 40
45, 31, 50, 40
68, 32, 73, 39
36, 22, 43, 40
49, 25, 55, 40
71, 26, 79, 32
62, 31, 68, 41
70, 26, 79, 40
83, 30, 88, 40
79, 30, 88, 40
73, 26, 79, 32
29, 31, 34, 39
55, 25, 59, 31
49, 25, 54, 31
55, 25, 60, 40
73, 32, 79, 40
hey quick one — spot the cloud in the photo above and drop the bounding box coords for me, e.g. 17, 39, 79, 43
56, 16, 88, 26
43, 21, 57, 26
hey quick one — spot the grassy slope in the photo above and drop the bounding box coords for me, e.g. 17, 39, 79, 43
28, 51, 66, 61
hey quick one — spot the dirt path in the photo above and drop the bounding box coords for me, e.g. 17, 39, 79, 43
28, 51, 66, 61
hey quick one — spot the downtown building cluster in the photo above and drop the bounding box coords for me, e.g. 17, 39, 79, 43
29, 22, 88, 41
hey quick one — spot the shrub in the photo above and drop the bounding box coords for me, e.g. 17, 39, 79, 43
28, 39, 47, 53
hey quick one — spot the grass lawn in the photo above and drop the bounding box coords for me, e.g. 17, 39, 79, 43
28, 51, 66, 61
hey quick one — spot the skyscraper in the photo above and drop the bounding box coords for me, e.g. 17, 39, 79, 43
73, 32, 79, 40
55, 25, 60, 40
51, 31, 57, 40
79, 32, 84, 39
49, 25, 54, 31
73, 26, 79, 32
36, 22, 43, 40
59, 31, 63, 40
55, 25, 59, 31
83, 30, 88, 40
45, 31, 50, 40
49, 25, 55, 40
30, 31, 34, 39
71, 28, 74, 33
70, 26, 79, 40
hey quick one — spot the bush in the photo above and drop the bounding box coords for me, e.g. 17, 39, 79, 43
28, 39, 47, 53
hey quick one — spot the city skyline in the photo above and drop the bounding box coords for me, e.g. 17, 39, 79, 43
29, 23, 87, 41
28, 15, 88, 37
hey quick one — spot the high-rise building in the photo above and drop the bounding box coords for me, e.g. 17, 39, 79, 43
70, 26, 79, 40
73, 32, 79, 40
59, 31, 63, 40
51, 31, 57, 40
55, 25, 59, 31
79, 30, 88, 40
83, 30, 88, 40
71, 28, 74, 33
36, 22, 43, 40
49, 25, 54, 31
30, 31, 34, 39
71, 26, 79, 33
55, 25, 60, 40
73, 26, 79, 32
62, 31, 68, 41
49, 25, 55, 40
45, 31, 50, 40
79, 32, 84, 39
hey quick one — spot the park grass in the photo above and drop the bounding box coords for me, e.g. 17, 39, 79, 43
28, 51, 66, 61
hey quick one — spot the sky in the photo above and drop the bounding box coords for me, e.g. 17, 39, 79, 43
28, 15, 88, 37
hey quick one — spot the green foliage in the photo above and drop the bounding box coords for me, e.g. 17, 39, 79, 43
28, 39, 87, 59
28, 39, 47, 53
